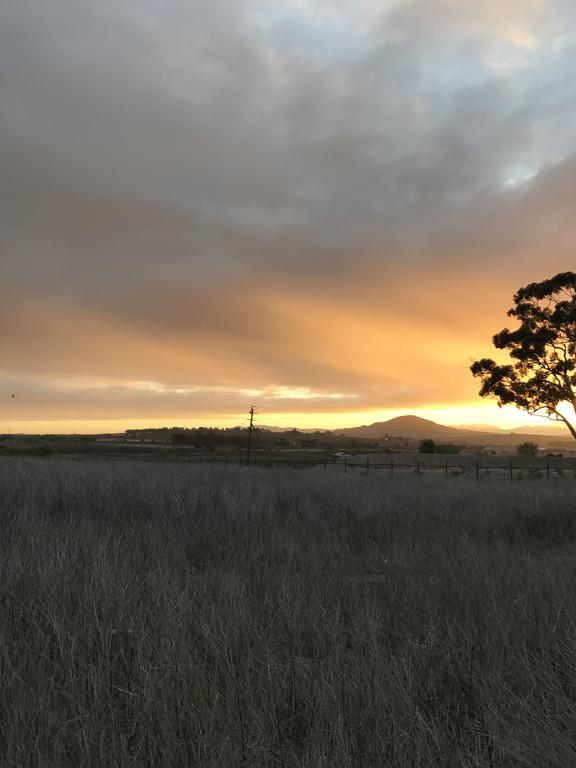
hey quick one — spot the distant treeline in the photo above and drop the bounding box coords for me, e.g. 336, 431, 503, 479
126, 427, 365, 451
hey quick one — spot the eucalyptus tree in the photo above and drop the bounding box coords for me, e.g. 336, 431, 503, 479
471, 272, 576, 439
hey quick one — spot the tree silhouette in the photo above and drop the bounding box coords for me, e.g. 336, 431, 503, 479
471, 272, 576, 440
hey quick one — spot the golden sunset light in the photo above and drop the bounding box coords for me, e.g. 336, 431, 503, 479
1, 0, 575, 436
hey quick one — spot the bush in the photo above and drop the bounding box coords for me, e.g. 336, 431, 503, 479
418, 438, 436, 453
517, 441, 539, 457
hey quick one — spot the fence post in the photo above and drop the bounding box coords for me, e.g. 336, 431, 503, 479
366, 457, 370, 474
390, 459, 394, 475
445, 459, 448, 478
546, 462, 550, 480
416, 458, 420, 474
344, 458, 348, 474
509, 458, 513, 481
475, 459, 479, 481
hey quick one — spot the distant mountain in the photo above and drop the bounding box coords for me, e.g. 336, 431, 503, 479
457, 423, 506, 433
509, 423, 567, 436
257, 415, 575, 446
339, 415, 471, 439
336, 414, 575, 445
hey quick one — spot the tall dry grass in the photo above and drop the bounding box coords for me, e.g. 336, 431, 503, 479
1, 458, 576, 766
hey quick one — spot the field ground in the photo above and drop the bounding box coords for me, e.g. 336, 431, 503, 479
2, 458, 576, 766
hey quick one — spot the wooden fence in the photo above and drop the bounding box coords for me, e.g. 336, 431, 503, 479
59, 452, 576, 480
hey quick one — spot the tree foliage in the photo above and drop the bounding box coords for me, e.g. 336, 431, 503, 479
471, 272, 576, 440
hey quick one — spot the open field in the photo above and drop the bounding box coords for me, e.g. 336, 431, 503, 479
2, 459, 576, 767
11, 446, 576, 484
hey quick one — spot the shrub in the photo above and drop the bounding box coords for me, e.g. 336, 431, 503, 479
517, 441, 539, 457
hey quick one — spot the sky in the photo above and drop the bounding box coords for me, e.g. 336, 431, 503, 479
1, 0, 575, 433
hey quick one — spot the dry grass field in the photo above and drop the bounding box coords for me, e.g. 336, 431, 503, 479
1, 458, 576, 767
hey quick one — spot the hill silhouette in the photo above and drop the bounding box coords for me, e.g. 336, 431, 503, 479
334, 415, 575, 447
339, 415, 467, 439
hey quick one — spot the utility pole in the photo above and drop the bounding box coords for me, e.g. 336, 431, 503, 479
247, 406, 255, 465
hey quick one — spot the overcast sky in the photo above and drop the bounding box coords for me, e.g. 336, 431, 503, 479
1, 0, 575, 431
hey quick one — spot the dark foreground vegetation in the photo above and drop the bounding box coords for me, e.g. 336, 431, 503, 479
1, 460, 576, 767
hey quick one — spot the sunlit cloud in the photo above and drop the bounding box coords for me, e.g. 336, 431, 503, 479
1, 0, 575, 433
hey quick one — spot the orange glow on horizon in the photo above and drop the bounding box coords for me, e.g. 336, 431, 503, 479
2, 268, 572, 436
0, 403, 564, 435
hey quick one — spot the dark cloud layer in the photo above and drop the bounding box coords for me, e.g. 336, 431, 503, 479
1, 0, 575, 427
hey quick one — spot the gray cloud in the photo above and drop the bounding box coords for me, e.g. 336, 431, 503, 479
1, 0, 572, 243
1, 0, 576, 425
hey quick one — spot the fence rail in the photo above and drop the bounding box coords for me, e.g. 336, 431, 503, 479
49, 452, 576, 480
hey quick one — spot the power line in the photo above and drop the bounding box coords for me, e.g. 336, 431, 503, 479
247, 406, 255, 465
